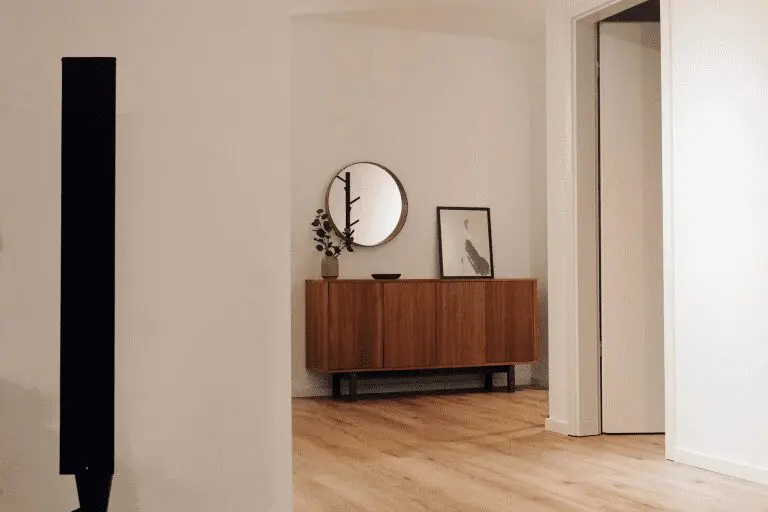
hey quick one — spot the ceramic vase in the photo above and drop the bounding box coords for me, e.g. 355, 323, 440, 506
321, 255, 339, 279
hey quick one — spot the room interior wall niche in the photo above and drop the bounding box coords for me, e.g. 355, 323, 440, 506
290, 19, 546, 397
437, 207, 495, 279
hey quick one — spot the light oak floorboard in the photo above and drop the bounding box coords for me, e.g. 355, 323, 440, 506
293, 390, 768, 511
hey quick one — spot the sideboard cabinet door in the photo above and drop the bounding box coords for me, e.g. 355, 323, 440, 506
328, 282, 383, 370
486, 280, 537, 363
383, 282, 437, 368
436, 282, 486, 366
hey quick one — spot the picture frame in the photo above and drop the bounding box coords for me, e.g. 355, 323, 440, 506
436, 206, 494, 279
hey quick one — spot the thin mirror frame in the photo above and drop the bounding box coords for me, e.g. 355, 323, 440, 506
325, 161, 409, 248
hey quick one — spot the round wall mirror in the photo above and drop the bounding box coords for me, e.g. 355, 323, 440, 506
326, 162, 408, 247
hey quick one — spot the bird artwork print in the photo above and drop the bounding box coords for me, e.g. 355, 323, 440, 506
462, 218, 491, 276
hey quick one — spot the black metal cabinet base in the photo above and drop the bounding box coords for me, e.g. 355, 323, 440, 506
331, 365, 517, 401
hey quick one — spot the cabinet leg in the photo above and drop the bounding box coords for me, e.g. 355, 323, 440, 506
348, 372, 358, 401
507, 366, 516, 393
332, 374, 341, 400
484, 371, 494, 392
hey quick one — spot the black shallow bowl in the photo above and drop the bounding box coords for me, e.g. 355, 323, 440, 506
371, 273, 401, 280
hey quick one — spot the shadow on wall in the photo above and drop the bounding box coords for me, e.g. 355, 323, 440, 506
0, 379, 139, 511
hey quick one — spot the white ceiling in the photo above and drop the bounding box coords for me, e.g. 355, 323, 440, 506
292, 0, 547, 41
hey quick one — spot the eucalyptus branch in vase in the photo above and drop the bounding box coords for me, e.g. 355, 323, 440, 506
311, 208, 354, 257
311, 209, 354, 279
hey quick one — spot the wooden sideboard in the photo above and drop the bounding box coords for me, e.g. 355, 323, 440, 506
306, 279, 539, 399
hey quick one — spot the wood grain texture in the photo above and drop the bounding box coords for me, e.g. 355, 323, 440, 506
486, 280, 537, 363
305, 281, 328, 370
293, 391, 768, 512
436, 282, 486, 366
328, 282, 383, 370
306, 279, 539, 372
383, 282, 436, 368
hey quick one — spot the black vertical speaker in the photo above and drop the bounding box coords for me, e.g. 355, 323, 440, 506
60, 57, 116, 512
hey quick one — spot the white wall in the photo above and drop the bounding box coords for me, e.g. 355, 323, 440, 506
668, 0, 768, 485
0, 2, 292, 511
291, 19, 547, 397
545, 0, 586, 436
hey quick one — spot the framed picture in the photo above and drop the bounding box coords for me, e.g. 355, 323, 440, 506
437, 207, 494, 279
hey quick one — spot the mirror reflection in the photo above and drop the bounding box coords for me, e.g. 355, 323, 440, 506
326, 162, 408, 247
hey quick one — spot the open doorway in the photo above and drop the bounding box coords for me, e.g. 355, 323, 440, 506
597, 1, 664, 434
568, 0, 667, 438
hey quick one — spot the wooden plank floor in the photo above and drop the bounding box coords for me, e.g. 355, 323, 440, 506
293, 390, 768, 511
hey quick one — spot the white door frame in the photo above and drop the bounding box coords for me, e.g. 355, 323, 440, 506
549, 0, 675, 460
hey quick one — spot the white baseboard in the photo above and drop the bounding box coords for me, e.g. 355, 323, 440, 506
673, 447, 768, 486
545, 417, 570, 436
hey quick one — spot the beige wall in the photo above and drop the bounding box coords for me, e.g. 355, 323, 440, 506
0, 1, 292, 510
528, 34, 549, 388
290, 19, 547, 397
